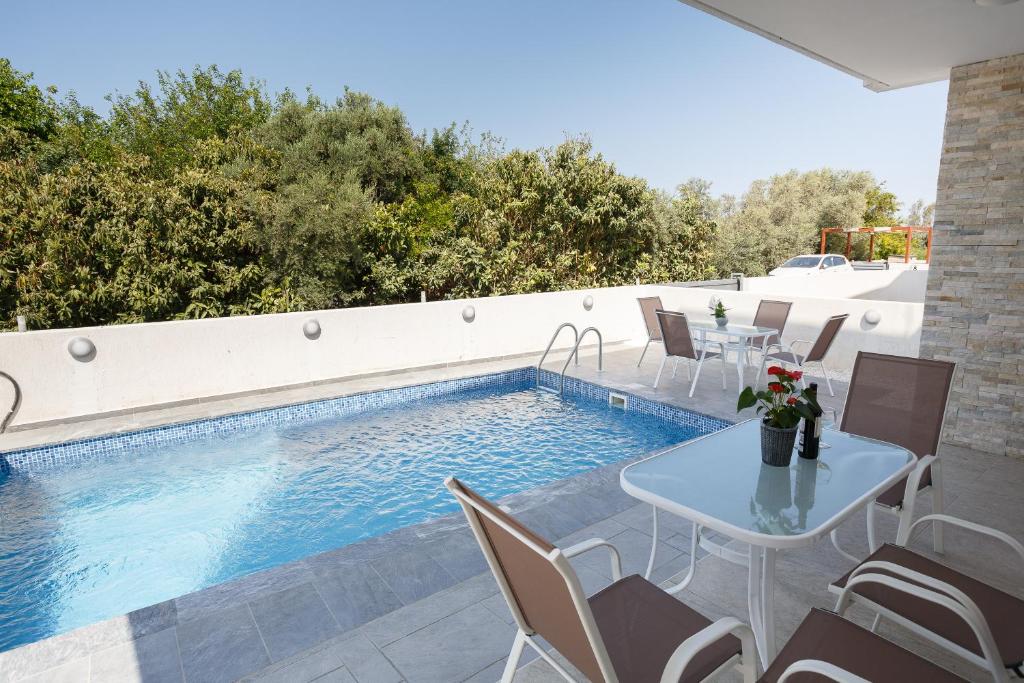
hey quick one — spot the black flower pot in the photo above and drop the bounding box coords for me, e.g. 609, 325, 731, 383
760, 421, 798, 467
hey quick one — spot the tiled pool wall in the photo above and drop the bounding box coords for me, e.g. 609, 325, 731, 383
2, 367, 730, 474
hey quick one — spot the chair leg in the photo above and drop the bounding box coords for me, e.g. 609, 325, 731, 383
638, 337, 652, 367
932, 459, 945, 554
821, 361, 835, 397
720, 355, 727, 390
672, 357, 680, 379
866, 501, 879, 554
501, 629, 528, 683
689, 355, 706, 398
654, 355, 668, 389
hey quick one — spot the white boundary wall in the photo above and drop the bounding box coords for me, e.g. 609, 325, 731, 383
740, 270, 928, 303
1, 287, 649, 427
0, 283, 923, 428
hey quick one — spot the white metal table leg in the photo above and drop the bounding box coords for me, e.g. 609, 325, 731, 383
664, 521, 701, 595
645, 505, 659, 579
761, 548, 777, 661
746, 544, 768, 667
736, 339, 747, 395
830, 529, 861, 563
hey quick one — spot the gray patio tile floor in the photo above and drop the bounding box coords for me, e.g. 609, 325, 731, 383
1, 346, 1021, 682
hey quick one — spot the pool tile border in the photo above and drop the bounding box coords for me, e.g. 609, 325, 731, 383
1, 366, 729, 474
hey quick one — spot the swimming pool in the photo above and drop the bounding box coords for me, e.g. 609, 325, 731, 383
0, 368, 727, 652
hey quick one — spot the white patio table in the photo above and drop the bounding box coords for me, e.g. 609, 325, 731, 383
619, 419, 915, 668
687, 320, 778, 394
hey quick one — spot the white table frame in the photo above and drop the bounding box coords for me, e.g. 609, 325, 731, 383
619, 420, 916, 668
688, 322, 779, 395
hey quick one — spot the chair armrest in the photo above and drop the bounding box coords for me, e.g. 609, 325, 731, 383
764, 340, 810, 357
562, 538, 622, 581
659, 617, 756, 683
904, 514, 1024, 566
778, 660, 869, 683
835, 563, 1005, 681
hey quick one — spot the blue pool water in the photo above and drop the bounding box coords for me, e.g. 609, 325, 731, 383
0, 372, 716, 652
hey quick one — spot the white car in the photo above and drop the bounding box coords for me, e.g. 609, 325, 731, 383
768, 254, 854, 277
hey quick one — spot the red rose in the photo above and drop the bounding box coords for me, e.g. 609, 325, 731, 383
768, 382, 785, 393
787, 370, 803, 381
786, 396, 798, 405
767, 366, 786, 376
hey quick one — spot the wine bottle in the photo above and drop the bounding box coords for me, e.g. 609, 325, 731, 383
798, 382, 823, 459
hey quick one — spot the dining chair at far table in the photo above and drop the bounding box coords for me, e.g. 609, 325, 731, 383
754, 313, 849, 396
727, 299, 792, 367
654, 310, 727, 398
636, 296, 665, 367
831, 351, 956, 560
444, 477, 758, 683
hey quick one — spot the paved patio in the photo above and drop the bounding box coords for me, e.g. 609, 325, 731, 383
1, 346, 1021, 682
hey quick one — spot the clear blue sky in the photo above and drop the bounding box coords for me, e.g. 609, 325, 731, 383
3, 0, 948, 208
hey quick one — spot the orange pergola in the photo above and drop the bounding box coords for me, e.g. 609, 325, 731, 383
820, 226, 932, 264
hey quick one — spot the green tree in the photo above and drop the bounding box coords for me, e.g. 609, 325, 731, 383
108, 65, 272, 176
0, 135, 291, 329
716, 169, 891, 275
0, 58, 56, 142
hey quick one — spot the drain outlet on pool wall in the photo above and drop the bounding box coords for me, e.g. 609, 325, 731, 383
608, 392, 627, 409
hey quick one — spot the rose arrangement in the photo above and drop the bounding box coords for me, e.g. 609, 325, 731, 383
737, 366, 821, 429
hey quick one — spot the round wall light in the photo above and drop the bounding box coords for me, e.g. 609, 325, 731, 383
582, 295, 594, 311
863, 309, 882, 326
68, 336, 96, 362
303, 318, 322, 340
462, 305, 476, 323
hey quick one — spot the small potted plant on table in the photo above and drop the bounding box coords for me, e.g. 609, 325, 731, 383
708, 297, 729, 328
738, 366, 820, 467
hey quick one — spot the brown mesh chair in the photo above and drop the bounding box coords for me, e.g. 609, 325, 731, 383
762, 608, 965, 682
827, 524, 1024, 681
748, 300, 792, 352
834, 352, 956, 557
445, 477, 757, 683
636, 296, 664, 367
654, 310, 727, 397
726, 300, 792, 368
754, 314, 849, 396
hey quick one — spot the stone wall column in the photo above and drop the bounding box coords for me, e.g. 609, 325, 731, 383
921, 52, 1024, 457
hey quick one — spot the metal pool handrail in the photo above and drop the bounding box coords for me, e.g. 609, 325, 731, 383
0, 371, 21, 433
560, 327, 602, 395
537, 322, 580, 386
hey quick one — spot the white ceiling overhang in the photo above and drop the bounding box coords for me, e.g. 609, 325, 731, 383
677, 0, 1024, 91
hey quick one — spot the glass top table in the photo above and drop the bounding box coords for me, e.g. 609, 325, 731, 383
619, 418, 916, 666
621, 419, 915, 546
687, 321, 780, 394
688, 320, 779, 339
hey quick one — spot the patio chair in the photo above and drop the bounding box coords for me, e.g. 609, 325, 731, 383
444, 477, 758, 683
727, 300, 792, 368
654, 310, 727, 398
835, 352, 956, 556
827, 518, 1024, 682
753, 313, 849, 396
636, 296, 664, 367
762, 607, 965, 682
